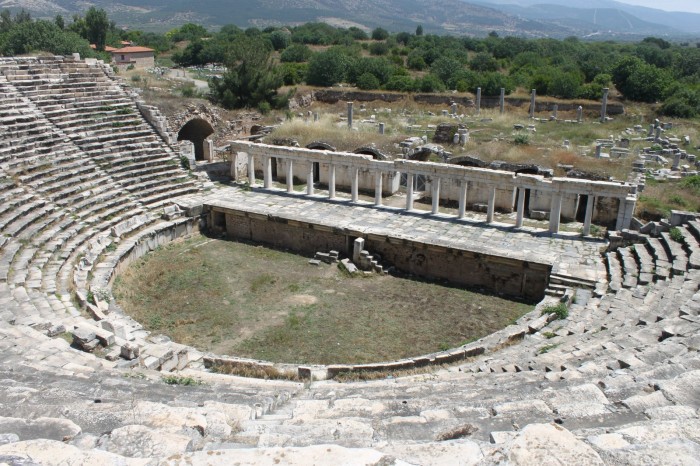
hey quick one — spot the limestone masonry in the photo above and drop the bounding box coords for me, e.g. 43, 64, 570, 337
0, 56, 698, 465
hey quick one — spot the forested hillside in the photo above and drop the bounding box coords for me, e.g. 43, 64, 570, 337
1, 9, 698, 118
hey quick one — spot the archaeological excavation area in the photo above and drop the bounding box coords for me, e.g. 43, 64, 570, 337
0, 55, 699, 464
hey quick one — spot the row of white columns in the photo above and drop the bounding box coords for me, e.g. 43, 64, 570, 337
250, 154, 387, 207
248, 154, 624, 235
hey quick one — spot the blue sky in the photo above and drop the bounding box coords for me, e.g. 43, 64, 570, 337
616, 0, 700, 13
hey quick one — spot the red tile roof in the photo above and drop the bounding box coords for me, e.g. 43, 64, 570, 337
111, 46, 155, 54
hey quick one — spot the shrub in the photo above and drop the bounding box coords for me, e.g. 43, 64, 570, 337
514, 133, 529, 145
669, 227, 683, 243
357, 72, 380, 90
541, 303, 568, 320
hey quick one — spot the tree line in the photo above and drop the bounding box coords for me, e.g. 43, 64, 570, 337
1, 10, 699, 118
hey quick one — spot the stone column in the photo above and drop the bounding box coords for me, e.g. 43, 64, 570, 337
347, 102, 353, 128
672, 152, 682, 171
595, 144, 602, 158
379, 123, 385, 135
615, 197, 636, 231
655, 126, 662, 141
247, 153, 255, 187
529, 89, 536, 119
406, 173, 414, 211
499, 88, 505, 114
328, 164, 336, 199
552, 104, 558, 120
431, 177, 441, 214
375, 172, 383, 206
351, 167, 359, 203
582, 195, 595, 236
286, 159, 294, 193
486, 186, 496, 223
600, 88, 609, 123
476, 87, 482, 115
307, 163, 314, 195
458, 180, 468, 219
648, 124, 655, 137
549, 193, 562, 234
515, 187, 526, 228
314, 112, 319, 122
450, 102, 457, 115
577, 106, 583, 123
353, 238, 365, 264
204, 139, 214, 161
263, 156, 272, 189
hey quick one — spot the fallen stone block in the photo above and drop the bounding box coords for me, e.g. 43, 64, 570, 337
120, 342, 140, 360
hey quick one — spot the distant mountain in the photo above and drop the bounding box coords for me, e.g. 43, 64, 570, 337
473, 0, 700, 34
1, 0, 696, 37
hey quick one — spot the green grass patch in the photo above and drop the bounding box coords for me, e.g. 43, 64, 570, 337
113, 235, 533, 365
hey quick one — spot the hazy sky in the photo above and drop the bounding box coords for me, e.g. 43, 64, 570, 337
615, 0, 700, 13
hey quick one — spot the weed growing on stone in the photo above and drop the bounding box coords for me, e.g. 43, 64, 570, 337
541, 303, 569, 320
537, 343, 559, 354
162, 375, 203, 386
669, 227, 683, 243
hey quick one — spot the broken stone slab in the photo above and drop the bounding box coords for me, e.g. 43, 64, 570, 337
507, 423, 604, 465
308, 259, 321, 266
339, 258, 358, 275
0, 417, 81, 442
96, 424, 193, 458
0, 439, 136, 465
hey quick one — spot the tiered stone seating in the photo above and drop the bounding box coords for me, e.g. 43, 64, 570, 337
1, 57, 199, 208
0, 56, 698, 463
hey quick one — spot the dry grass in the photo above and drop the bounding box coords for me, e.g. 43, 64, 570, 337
112, 235, 533, 365
637, 176, 700, 221
270, 114, 405, 153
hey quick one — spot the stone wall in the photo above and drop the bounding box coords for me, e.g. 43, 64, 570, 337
209, 207, 550, 301
310, 89, 621, 115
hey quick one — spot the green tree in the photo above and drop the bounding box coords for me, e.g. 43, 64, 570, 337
371, 27, 389, 41
2, 19, 92, 56
54, 14, 64, 30
357, 72, 380, 90
416, 24, 423, 36
209, 35, 289, 110
84, 7, 108, 50
280, 43, 312, 62
469, 52, 499, 72
369, 41, 389, 56
269, 30, 290, 51
306, 49, 349, 86
612, 56, 671, 102
430, 56, 463, 88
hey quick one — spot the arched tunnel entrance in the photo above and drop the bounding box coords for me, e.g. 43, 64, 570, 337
178, 118, 215, 161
